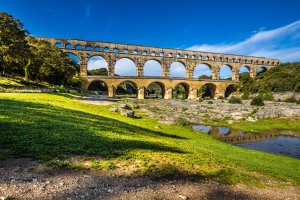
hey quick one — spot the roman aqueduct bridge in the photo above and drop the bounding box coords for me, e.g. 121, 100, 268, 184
35, 36, 280, 99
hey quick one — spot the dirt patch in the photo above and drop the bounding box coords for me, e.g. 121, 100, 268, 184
74, 95, 119, 106
0, 158, 299, 199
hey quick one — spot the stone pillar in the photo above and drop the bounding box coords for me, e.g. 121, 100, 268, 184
136, 63, 144, 77
214, 88, 225, 99
232, 68, 238, 81
188, 87, 198, 99
186, 68, 193, 79
212, 66, 220, 80
162, 64, 170, 78
250, 67, 256, 78
80, 63, 87, 76
108, 57, 116, 77
108, 85, 115, 98
164, 87, 173, 99
138, 87, 145, 99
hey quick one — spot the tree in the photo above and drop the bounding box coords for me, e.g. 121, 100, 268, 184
0, 12, 30, 76
26, 37, 78, 85
198, 75, 212, 79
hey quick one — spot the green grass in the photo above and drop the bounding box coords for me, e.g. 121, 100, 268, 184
0, 93, 300, 186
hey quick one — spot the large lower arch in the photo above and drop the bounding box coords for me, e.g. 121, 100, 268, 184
257, 66, 268, 75
143, 60, 163, 77
146, 82, 165, 99
170, 62, 186, 78
220, 65, 232, 80
115, 80, 138, 98
194, 64, 212, 79
173, 82, 190, 99
114, 58, 136, 76
87, 80, 108, 95
199, 83, 216, 99
87, 56, 108, 75
225, 84, 238, 98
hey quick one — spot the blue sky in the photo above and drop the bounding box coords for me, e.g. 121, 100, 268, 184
1, 0, 300, 77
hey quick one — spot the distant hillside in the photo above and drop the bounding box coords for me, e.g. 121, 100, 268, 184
240, 62, 300, 93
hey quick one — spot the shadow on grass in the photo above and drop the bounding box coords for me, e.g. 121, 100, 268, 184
0, 99, 185, 161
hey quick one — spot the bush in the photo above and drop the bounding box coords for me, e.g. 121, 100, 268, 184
175, 117, 190, 126
241, 91, 250, 99
228, 96, 242, 104
250, 96, 264, 106
258, 92, 274, 101
285, 96, 297, 103
207, 100, 213, 104
56, 85, 66, 93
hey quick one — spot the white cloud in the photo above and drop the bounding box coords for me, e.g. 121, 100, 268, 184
114, 58, 136, 76
144, 60, 163, 76
187, 20, 300, 62
87, 56, 108, 70
194, 64, 212, 78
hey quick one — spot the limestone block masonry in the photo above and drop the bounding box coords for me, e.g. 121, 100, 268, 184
35, 36, 281, 99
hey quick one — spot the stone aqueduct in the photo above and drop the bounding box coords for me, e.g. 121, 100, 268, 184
35, 36, 280, 99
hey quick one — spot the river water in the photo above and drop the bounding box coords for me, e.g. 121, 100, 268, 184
192, 125, 300, 159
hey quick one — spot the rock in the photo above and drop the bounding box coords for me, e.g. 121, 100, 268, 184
121, 110, 135, 118
178, 194, 188, 200
0, 197, 8, 200
118, 104, 131, 110
111, 107, 119, 112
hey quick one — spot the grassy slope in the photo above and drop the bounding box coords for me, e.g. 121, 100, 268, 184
0, 93, 300, 186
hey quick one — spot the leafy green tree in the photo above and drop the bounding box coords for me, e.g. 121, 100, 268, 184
0, 12, 30, 76
87, 68, 108, 76
198, 75, 212, 79
26, 37, 78, 85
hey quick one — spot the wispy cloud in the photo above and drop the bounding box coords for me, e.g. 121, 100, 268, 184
187, 20, 300, 62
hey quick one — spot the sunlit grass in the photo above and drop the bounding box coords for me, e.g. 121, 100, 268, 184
0, 93, 299, 186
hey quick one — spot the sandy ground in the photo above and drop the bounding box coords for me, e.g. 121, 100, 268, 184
0, 158, 299, 200
74, 95, 119, 106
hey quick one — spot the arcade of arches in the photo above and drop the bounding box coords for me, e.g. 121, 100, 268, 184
37, 36, 280, 99
83, 77, 239, 99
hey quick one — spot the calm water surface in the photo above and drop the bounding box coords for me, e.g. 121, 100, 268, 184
193, 125, 300, 159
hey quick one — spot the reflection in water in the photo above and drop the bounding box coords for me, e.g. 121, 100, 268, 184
193, 125, 300, 159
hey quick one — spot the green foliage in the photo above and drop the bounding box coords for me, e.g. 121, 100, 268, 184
175, 117, 190, 126
240, 63, 300, 93
285, 97, 300, 104
0, 12, 78, 85
0, 12, 30, 76
228, 96, 242, 104
250, 96, 264, 106
198, 74, 212, 79
87, 68, 108, 76
207, 100, 213, 104
173, 84, 188, 99
1, 93, 300, 185
257, 92, 274, 101
241, 91, 250, 99
56, 85, 66, 93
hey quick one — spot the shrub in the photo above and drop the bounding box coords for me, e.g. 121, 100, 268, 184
258, 92, 274, 101
56, 85, 66, 93
285, 96, 297, 103
207, 100, 213, 104
228, 96, 242, 104
241, 91, 250, 99
175, 117, 190, 126
251, 96, 264, 106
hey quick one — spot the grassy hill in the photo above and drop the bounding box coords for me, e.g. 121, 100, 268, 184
0, 93, 299, 186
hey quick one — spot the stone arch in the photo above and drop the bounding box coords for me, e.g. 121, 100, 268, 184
224, 84, 238, 98
257, 66, 268, 75
87, 55, 108, 76
85, 45, 92, 51
173, 82, 190, 99
65, 43, 72, 49
114, 58, 137, 76
170, 61, 186, 78
220, 64, 233, 80
199, 83, 216, 99
239, 65, 250, 74
115, 80, 138, 98
146, 81, 165, 99
75, 44, 82, 50
67, 53, 81, 73
87, 80, 108, 95
193, 63, 212, 79
55, 42, 62, 48
143, 60, 163, 77
94, 46, 101, 51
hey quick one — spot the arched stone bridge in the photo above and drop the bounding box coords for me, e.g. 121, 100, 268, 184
35, 36, 280, 99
